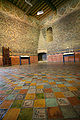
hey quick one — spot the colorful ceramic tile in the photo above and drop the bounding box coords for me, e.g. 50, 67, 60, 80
52, 88, 61, 92
68, 97, 80, 105
22, 100, 33, 108
54, 92, 65, 98
33, 108, 46, 119
63, 91, 75, 97
60, 105, 79, 118
49, 82, 56, 85
30, 86, 36, 89
27, 89, 36, 93
57, 84, 66, 87
25, 93, 35, 99
19, 89, 28, 94
17, 108, 33, 120
0, 95, 8, 100
15, 94, 25, 100
46, 98, 58, 107
60, 87, 69, 92
45, 93, 55, 98
36, 89, 43, 93
36, 85, 43, 89
44, 88, 53, 93
47, 107, 63, 119
11, 100, 23, 108
57, 98, 70, 106
30, 83, 36, 86
0, 109, 7, 120
2, 108, 20, 120
73, 105, 80, 115
14, 86, 22, 90
34, 99, 45, 108
0, 100, 13, 109
5, 94, 16, 100
68, 87, 78, 91
36, 93, 44, 99
72, 90, 80, 97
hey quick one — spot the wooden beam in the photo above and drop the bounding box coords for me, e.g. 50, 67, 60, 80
43, 0, 56, 11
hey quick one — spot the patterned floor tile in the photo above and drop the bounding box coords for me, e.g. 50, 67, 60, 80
57, 84, 66, 87
60, 105, 79, 118
2, 108, 20, 120
45, 93, 55, 98
60, 87, 69, 92
0, 100, 13, 109
52, 88, 61, 92
0, 63, 80, 119
5, 94, 16, 100
0, 109, 7, 120
15, 94, 25, 100
57, 98, 70, 106
17, 108, 33, 120
63, 91, 75, 97
36, 85, 43, 89
44, 88, 53, 93
34, 99, 45, 108
28, 89, 36, 93
33, 108, 46, 119
11, 100, 23, 108
36, 93, 44, 99
46, 98, 58, 107
73, 105, 80, 115
36, 89, 43, 93
19, 89, 28, 94
72, 90, 80, 97
47, 107, 63, 119
68, 87, 78, 91
22, 100, 33, 108
68, 97, 80, 106
54, 92, 65, 98
25, 93, 35, 99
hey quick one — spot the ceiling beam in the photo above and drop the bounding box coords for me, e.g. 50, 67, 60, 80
43, 0, 56, 11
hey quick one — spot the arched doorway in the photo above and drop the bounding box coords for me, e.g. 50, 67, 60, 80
38, 53, 47, 61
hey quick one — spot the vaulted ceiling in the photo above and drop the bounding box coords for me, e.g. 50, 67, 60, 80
8, 0, 69, 20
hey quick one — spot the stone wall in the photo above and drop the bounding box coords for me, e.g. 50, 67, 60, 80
0, 0, 40, 56
40, 0, 80, 62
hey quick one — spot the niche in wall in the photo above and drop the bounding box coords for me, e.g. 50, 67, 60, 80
38, 53, 47, 61
46, 27, 53, 42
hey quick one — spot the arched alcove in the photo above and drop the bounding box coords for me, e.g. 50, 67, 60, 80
46, 27, 53, 42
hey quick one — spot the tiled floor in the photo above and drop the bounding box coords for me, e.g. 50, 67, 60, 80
0, 63, 80, 120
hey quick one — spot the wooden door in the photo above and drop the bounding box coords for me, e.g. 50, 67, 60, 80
2, 47, 11, 66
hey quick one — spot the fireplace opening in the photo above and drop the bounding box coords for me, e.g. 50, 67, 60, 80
38, 53, 47, 61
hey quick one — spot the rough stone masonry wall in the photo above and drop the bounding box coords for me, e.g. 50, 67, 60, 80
0, 0, 40, 65
0, 0, 40, 56
40, 0, 80, 62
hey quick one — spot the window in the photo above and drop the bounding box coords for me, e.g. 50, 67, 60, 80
46, 27, 53, 42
